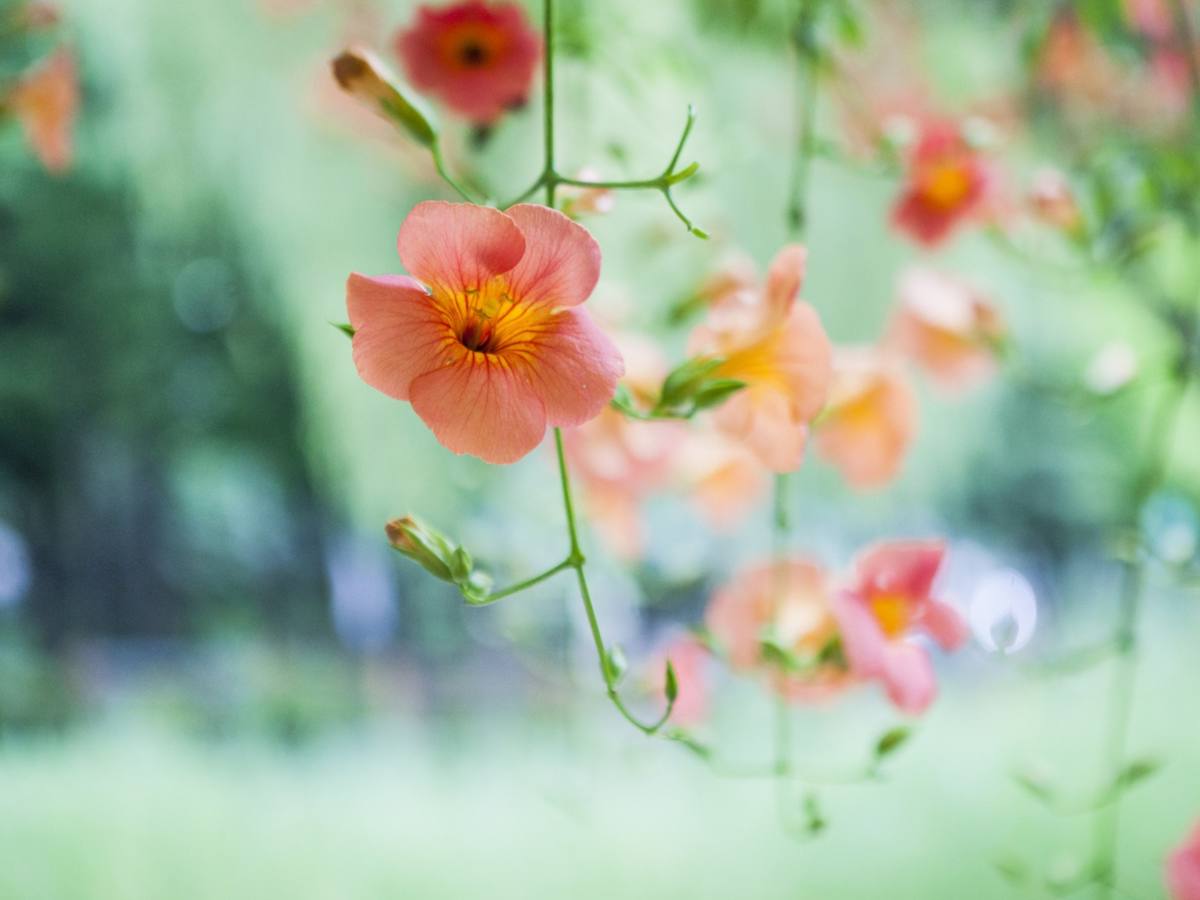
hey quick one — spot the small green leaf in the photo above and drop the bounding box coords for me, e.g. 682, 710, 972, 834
604, 644, 628, 684
873, 726, 912, 760
664, 660, 679, 703
332, 322, 356, 338
689, 378, 746, 412
659, 356, 724, 408
1113, 757, 1162, 791
802, 791, 826, 835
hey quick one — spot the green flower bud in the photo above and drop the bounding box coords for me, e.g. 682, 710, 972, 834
331, 48, 437, 148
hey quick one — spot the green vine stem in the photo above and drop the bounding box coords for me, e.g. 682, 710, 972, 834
1093, 357, 1193, 897
769, 0, 823, 810
540, 0, 675, 736
503, 97, 706, 237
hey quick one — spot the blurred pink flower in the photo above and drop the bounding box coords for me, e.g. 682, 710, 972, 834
891, 120, 992, 247
832, 541, 967, 715
706, 559, 849, 702
689, 245, 832, 472
1168, 820, 1200, 900
888, 267, 1005, 392
815, 348, 918, 490
562, 334, 682, 559
346, 201, 622, 464
6, 47, 78, 174
395, 1, 541, 125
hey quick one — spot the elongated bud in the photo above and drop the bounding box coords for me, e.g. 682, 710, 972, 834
385, 515, 456, 582
384, 516, 493, 603
331, 47, 437, 148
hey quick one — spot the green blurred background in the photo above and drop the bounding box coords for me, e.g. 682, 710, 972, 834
1, 0, 1199, 896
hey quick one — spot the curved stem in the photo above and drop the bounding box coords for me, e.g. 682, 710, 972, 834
786, 0, 821, 239
431, 143, 479, 203
553, 429, 673, 734
472, 558, 573, 605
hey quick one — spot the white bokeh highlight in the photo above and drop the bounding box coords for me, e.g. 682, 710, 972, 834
969, 569, 1038, 655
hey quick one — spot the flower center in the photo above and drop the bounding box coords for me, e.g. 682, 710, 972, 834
457, 39, 489, 68
459, 312, 497, 353
869, 593, 912, 638
919, 162, 972, 210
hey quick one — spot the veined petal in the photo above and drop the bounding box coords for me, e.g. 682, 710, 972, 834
409, 353, 548, 464
502, 204, 602, 308
347, 273, 452, 401
511, 307, 622, 426
397, 201, 526, 295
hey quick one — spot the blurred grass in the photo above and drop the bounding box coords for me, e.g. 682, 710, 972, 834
1, 599, 1197, 900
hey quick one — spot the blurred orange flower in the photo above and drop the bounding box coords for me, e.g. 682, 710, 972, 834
6, 48, 78, 174
815, 348, 918, 490
689, 245, 831, 472
706, 559, 850, 703
888, 267, 1004, 392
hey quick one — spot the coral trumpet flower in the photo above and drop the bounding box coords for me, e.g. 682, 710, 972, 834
346, 201, 623, 464
832, 541, 967, 715
690, 245, 832, 472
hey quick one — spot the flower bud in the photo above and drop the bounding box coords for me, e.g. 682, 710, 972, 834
331, 47, 437, 148
385, 515, 456, 582
1028, 167, 1082, 233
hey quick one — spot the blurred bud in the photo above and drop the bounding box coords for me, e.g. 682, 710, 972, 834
1028, 167, 1082, 233
1084, 341, 1137, 396
385, 515, 457, 582
331, 47, 437, 148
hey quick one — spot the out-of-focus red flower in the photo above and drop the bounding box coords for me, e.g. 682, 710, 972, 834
689, 245, 832, 472
1167, 819, 1200, 900
832, 541, 967, 715
562, 335, 683, 560
887, 267, 1005, 392
891, 120, 992, 247
6, 47, 79, 174
815, 348, 918, 490
395, 1, 541, 125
